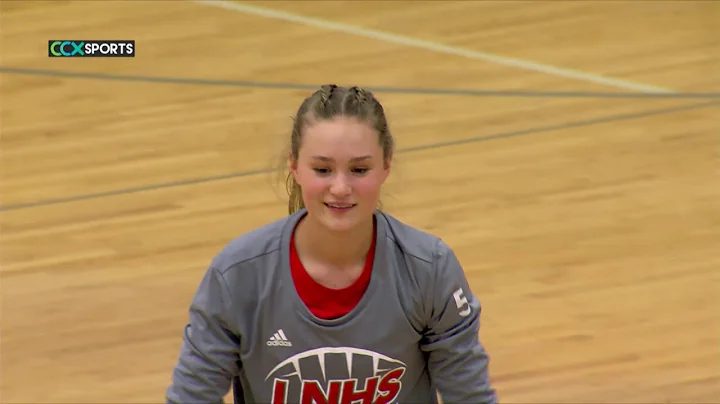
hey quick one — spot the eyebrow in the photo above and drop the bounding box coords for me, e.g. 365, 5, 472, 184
311, 155, 372, 162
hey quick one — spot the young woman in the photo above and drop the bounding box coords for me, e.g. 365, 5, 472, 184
166, 85, 497, 404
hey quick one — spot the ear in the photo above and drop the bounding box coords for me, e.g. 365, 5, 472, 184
288, 152, 301, 185
383, 153, 392, 172
288, 152, 298, 173
381, 154, 392, 183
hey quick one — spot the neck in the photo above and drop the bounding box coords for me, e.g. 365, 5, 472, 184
294, 213, 375, 268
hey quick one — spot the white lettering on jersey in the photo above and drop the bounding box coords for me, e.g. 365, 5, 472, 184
266, 347, 407, 404
453, 288, 472, 317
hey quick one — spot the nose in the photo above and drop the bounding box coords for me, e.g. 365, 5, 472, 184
329, 174, 351, 197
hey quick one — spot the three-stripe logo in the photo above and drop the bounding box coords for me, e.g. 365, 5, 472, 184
267, 329, 292, 347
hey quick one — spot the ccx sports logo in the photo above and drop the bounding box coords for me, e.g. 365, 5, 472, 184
48, 40, 135, 57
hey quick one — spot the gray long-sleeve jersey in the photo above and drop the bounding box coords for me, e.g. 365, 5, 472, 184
166, 209, 497, 404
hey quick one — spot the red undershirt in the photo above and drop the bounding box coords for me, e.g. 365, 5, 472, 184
290, 219, 376, 320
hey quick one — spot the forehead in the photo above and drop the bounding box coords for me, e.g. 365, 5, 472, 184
300, 117, 381, 157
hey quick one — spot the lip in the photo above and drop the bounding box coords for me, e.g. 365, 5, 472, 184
324, 202, 356, 211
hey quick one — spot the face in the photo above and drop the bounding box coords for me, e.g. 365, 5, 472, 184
290, 116, 391, 233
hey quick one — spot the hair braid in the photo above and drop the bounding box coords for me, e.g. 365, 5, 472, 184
350, 86, 366, 105
319, 84, 337, 116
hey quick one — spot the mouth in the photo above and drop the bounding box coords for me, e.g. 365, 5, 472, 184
324, 202, 357, 211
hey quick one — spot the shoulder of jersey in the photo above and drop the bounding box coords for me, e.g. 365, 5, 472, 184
379, 211, 445, 264
210, 215, 289, 272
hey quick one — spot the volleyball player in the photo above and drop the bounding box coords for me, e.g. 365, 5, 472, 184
166, 85, 497, 404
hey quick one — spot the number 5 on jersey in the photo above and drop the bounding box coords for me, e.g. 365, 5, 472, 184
453, 288, 472, 317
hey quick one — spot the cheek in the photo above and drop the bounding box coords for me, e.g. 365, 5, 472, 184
353, 175, 385, 199
297, 170, 327, 199
296, 168, 385, 201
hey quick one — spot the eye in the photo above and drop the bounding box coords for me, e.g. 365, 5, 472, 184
313, 168, 331, 175
352, 167, 369, 175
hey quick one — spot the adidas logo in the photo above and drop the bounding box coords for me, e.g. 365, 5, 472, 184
266, 329, 292, 347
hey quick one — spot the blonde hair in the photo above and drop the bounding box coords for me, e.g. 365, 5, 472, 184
283, 84, 395, 214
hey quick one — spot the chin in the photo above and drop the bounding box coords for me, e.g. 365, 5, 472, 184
320, 215, 359, 233
313, 204, 368, 233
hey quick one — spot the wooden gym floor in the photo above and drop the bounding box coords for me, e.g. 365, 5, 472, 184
1, 1, 719, 402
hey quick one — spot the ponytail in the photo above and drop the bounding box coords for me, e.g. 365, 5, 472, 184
286, 173, 304, 214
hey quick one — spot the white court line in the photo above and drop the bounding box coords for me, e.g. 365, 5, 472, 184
190, 0, 675, 94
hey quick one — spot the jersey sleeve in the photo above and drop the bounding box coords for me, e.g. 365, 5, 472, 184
166, 265, 241, 404
420, 239, 498, 403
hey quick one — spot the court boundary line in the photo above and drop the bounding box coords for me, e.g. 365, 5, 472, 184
1, 100, 716, 212
189, 0, 675, 94
2, 67, 718, 100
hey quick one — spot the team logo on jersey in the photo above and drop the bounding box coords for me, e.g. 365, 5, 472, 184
266, 347, 406, 404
